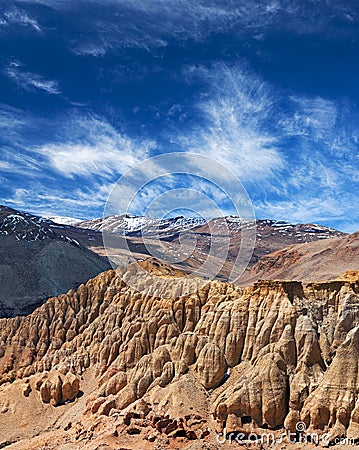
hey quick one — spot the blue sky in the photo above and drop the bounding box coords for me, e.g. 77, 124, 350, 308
0, 0, 358, 232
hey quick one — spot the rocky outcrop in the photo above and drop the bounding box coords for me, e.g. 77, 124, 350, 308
0, 262, 358, 447
35, 370, 80, 406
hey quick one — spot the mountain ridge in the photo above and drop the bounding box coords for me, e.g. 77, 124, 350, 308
76, 213, 345, 238
0, 205, 111, 317
75, 212, 348, 283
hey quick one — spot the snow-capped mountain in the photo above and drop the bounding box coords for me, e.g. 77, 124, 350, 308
205, 217, 344, 242
0, 212, 56, 242
0, 206, 80, 244
77, 213, 344, 243
187, 217, 344, 265
0, 205, 349, 303
75, 214, 346, 280
76, 214, 207, 236
46, 215, 81, 226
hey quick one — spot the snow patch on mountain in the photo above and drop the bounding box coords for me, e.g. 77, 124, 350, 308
46, 216, 81, 226
0, 210, 81, 245
77, 214, 207, 235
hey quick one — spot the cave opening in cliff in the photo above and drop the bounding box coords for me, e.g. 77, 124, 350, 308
241, 415, 252, 424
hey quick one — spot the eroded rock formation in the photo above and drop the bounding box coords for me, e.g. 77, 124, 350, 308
0, 263, 358, 448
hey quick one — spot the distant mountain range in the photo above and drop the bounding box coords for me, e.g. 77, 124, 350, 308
76, 213, 343, 240
75, 213, 347, 281
1, 205, 357, 317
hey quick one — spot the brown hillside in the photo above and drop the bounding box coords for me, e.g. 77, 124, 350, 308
239, 231, 359, 285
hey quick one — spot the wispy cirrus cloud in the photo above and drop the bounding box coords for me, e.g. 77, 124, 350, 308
0, 7, 42, 32
116, 174, 241, 219
34, 115, 155, 178
281, 96, 358, 157
14, 0, 358, 57
261, 94, 359, 231
0, 105, 155, 180
0, 146, 45, 176
0, 106, 156, 217
73, 0, 359, 56
175, 63, 284, 183
281, 96, 338, 140
4, 61, 61, 95
280, 95, 359, 189
0, 103, 27, 134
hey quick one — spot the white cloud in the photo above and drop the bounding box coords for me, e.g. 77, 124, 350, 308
0, 161, 13, 171
281, 95, 358, 157
104, 152, 256, 221
34, 116, 155, 178
280, 95, 359, 188
281, 96, 338, 140
4, 62, 60, 95
66, 1, 264, 56
176, 63, 284, 183
0, 106, 155, 185
0, 104, 27, 135
0, 8, 42, 32
0, 146, 46, 176
174, 64, 359, 232
15, 0, 357, 56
